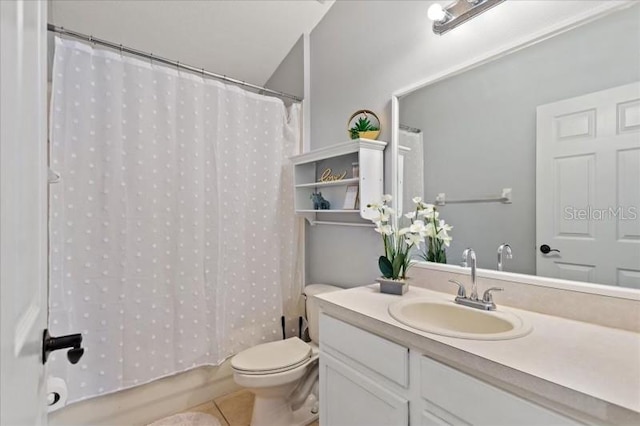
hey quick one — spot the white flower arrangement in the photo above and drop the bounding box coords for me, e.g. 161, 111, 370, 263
367, 195, 453, 280
412, 197, 452, 264
367, 195, 452, 280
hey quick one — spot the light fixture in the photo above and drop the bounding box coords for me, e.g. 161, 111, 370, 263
428, 0, 505, 35
427, 3, 450, 23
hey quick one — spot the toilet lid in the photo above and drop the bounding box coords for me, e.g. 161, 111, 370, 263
231, 337, 311, 374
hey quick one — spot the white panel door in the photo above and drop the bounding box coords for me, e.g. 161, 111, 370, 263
537, 82, 640, 287
0, 0, 49, 424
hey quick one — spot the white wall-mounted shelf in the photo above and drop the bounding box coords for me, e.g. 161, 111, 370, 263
313, 221, 375, 228
295, 178, 360, 189
290, 138, 387, 227
296, 209, 360, 213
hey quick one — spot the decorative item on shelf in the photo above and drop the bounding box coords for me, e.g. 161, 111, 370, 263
343, 185, 359, 210
319, 168, 347, 183
366, 195, 427, 295
310, 192, 330, 210
352, 162, 359, 178
348, 109, 381, 140
410, 199, 453, 264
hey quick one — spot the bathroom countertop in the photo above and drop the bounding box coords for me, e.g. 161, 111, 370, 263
314, 284, 640, 425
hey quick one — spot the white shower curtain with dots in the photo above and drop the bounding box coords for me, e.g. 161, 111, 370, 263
49, 37, 302, 403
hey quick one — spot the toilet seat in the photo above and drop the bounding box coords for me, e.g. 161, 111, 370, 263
232, 337, 312, 375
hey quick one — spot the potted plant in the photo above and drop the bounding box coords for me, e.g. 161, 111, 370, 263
347, 110, 381, 140
366, 195, 426, 295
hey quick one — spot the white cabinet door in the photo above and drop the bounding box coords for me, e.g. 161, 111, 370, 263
0, 0, 49, 424
319, 353, 409, 426
420, 357, 582, 426
421, 410, 458, 426
536, 82, 640, 287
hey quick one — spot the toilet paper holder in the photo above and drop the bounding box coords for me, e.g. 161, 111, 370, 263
42, 329, 85, 365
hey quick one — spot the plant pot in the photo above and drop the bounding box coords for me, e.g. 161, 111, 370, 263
376, 277, 408, 295
357, 130, 380, 140
347, 109, 381, 141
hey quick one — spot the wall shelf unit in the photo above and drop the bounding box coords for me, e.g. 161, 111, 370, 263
290, 138, 387, 226
295, 178, 360, 189
296, 209, 362, 214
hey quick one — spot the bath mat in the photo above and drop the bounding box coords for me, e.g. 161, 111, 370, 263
147, 412, 222, 426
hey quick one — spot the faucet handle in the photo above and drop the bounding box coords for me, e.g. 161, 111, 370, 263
482, 287, 504, 303
448, 279, 467, 298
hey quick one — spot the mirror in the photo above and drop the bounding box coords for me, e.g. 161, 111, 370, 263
397, 5, 640, 289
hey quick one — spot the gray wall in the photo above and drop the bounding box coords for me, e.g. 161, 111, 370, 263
400, 7, 640, 273
305, 0, 636, 287
265, 36, 304, 104
263, 35, 311, 284
47, 0, 333, 86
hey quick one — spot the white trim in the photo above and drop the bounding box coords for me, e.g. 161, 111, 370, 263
412, 261, 640, 301
391, 0, 640, 301
310, 221, 375, 228
302, 32, 311, 153
14, 304, 41, 357
295, 177, 359, 189
290, 139, 387, 165
297, 209, 361, 214
391, 95, 399, 225
301, 32, 311, 287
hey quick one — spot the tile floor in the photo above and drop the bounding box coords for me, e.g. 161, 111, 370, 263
184, 389, 319, 426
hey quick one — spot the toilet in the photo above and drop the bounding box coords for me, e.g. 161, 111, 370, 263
231, 284, 341, 426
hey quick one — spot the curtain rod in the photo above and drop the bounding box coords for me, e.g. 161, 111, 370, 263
47, 24, 302, 103
399, 124, 421, 133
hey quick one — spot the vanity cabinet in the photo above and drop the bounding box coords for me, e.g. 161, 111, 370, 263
320, 354, 409, 426
290, 139, 386, 226
319, 314, 583, 426
418, 356, 581, 426
319, 314, 409, 426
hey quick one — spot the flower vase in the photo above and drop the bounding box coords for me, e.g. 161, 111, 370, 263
376, 277, 408, 295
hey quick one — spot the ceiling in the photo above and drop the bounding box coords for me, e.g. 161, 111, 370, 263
49, 0, 334, 86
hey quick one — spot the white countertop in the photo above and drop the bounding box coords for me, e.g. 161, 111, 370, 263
315, 284, 640, 424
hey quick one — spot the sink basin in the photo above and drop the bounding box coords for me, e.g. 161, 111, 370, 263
388, 298, 532, 340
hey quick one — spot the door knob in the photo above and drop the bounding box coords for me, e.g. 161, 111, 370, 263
540, 244, 560, 254
42, 329, 84, 365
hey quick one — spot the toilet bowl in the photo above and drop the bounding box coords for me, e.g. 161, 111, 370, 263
231, 284, 341, 426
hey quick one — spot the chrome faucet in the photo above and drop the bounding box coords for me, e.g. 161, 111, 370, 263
449, 248, 504, 311
461, 248, 477, 300
497, 243, 512, 271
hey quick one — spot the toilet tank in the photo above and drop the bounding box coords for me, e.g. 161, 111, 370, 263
304, 284, 342, 343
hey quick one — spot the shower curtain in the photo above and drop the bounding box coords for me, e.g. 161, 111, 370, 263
48, 37, 302, 403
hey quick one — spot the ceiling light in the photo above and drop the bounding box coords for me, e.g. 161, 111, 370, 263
429, 0, 505, 35
427, 4, 449, 23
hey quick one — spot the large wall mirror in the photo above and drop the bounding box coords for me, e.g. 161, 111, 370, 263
396, 4, 640, 290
